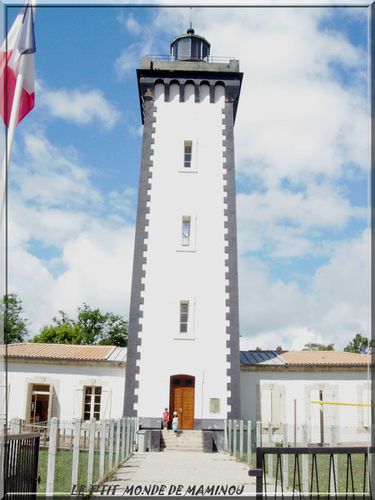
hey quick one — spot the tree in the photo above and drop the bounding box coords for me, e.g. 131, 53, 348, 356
302, 342, 334, 351
1, 294, 29, 343
344, 333, 369, 354
275, 346, 283, 354
33, 303, 128, 347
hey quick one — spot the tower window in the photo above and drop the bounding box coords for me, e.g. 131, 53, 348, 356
182, 216, 191, 246
180, 301, 189, 333
83, 386, 102, 421
184, 141, 192, 168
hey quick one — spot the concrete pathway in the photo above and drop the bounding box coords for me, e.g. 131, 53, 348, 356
102, 451, 257, 496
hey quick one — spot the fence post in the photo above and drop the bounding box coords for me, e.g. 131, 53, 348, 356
228, 420, 232, 455
9, 417, 21, 434
233, 420, 237, 458
0, 420, 4, 500
130, 417, 134, 454
267, 423, 273, 479
302, 423, 308, 495
71, 419, 81, 492
256, 421, 261, 447
121, 417, 126, 461
108, 419, 114, 471
115, 419, 121, 466
46, 417, 59, 494
329, 424, 338, 494
247, 420, 252, 466
239, 420, 244, 460
99, 420, 106, 481
224, 419, 228, 453
124, 418, 129, 458
282, 423, 289, 490
87, 419, 96, 487
131, 417, 137, 453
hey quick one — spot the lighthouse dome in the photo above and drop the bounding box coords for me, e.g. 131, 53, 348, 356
170, 27, 210, 62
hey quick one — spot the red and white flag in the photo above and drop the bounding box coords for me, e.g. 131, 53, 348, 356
0, 3, 36, 127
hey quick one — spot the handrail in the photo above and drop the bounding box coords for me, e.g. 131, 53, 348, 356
145, 54, 235, 64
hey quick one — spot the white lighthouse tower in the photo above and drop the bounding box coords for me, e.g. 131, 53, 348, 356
124, 27, 242, 448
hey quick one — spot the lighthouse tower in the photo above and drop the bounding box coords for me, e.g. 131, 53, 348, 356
124, 27, 242, 442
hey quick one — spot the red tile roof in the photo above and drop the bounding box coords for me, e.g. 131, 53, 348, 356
280, 351, 370, 366
2, 343, 126, 362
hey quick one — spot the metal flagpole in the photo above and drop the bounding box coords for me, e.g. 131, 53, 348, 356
0, 64, 25, 223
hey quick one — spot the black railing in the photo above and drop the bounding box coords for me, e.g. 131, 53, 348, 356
249, 446, 375, 499
145, 54, 235, 64
2, 433, 40, 498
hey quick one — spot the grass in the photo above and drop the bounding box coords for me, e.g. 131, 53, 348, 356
38, 449, 108, 493
235, 450, 369, 495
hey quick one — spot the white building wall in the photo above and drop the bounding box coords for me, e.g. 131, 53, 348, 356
240, 369, 371, 444
136, 84, 230, 421
7, 361, 125, 422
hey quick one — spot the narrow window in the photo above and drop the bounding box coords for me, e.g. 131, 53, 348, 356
83, 386, 102, 421
184, 140, 192, 168
180, 301, 189, 333
182, 216, 191, 246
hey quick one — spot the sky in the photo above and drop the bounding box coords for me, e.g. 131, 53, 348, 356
2, 2, 371, 350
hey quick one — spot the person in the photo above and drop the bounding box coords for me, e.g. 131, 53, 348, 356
172, 411, 178, 434
162, 408, 170, 429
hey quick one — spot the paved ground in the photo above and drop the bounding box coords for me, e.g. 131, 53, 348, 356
102, 451, 257, 496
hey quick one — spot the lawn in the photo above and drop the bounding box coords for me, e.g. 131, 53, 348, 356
38, 449, 105, 493
237, 451, 370, 495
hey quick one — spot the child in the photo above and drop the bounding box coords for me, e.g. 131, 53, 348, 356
172, 411, 178, 433
162, 408, 170, 429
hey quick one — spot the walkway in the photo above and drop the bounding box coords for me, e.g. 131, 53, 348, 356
102, 451, 257, 496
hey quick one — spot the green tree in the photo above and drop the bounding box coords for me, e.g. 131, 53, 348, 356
275, 345, 283, 354
302, 342, 334, 351
344, 333, 369, 354
1, 294, 29, 343
33, 304, 128, 347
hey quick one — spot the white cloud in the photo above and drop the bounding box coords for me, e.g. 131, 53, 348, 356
7, 130, 137, 335
117, 11, 142, 35
8, 223, 135, 336
11, 132, 101, 210
239, 231, 370, 350
39, 84, 121, 130
115, 40, 154, 78
237, 183, 366, 257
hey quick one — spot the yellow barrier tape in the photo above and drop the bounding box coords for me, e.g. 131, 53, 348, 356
311, 401, 373, 408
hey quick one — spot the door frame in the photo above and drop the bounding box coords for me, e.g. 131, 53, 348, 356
169, 374, 195, 430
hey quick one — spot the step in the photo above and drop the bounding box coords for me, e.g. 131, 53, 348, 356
160, 430, 204, 451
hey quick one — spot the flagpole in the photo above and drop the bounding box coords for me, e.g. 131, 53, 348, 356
0, 60, 25, 222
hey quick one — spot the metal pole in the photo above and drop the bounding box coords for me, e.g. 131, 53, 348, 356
294, 399, 297, 447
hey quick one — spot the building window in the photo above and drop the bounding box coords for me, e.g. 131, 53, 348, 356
182, 216, 191, 246
184, 140, 192, 168
83, 386, 102, 421
180, 301, 189, 333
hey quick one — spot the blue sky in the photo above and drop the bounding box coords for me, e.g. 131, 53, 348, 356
3, 4, 370, 350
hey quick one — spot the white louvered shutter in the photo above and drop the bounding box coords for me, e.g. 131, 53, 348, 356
261, 387, 272, 427
271, 385, 282, 428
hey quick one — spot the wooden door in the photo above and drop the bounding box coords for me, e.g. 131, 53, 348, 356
170, 375, 195, 430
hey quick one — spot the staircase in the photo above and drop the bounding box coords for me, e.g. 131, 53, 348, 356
160, 429, 204, 452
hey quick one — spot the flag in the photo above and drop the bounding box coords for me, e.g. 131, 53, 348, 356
0, 3, 36, 127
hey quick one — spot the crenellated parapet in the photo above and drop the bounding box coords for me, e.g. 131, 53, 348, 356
137, 70, 242, 124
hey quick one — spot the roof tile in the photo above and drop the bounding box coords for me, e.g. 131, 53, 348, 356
2, 343, 126, 362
